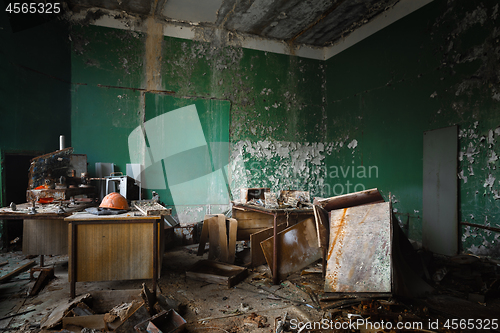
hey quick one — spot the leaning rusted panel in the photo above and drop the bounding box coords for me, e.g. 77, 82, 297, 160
324, 202, 392, 293
261, 217, 322, 281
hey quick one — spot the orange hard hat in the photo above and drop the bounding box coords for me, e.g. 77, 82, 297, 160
99, 192, 129, 210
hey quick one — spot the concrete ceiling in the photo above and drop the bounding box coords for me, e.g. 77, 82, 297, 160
67, 0, 433, 60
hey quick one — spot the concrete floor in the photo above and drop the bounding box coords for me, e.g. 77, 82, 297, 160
1, 245, 500, 333
0, 246, 324, 333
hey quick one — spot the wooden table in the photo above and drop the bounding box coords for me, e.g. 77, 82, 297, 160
232, 203, 314, 284
0, 202, 93, 267
65, 212, 164, 298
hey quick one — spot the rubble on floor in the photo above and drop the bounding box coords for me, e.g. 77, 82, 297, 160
1, 188, 500, 332
0, 245, 499, 333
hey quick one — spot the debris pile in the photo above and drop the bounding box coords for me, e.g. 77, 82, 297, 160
38, 285, 185, 333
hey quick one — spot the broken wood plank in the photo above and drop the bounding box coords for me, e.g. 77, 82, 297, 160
141, 283, 156, 314
0, 261, 8, 267
208, 216, 221, 261
88, 289, 142, 314
313, 188, 384, 212
217, 214, 229, 262
0, 309, 36, 322
227, 218, 238, 264
29, 267, 54, 296
197, 215, 214, 256
62, 314, 106, 330
41, 293, 91, 329
70, 302, 95, 316
261, 218, 322, 281
186, 260, 247, 288
249, 223, 286, 267
0, 260, 36, 283
114, 303, 150, 333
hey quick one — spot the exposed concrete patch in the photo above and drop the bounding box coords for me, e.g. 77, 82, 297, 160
145, 17, 163, 91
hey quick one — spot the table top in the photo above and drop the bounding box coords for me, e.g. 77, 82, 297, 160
0, 202, 94, 220
65, 211, 161, 221
232, 202, 314, 214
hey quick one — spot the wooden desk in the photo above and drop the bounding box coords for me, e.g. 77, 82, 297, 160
232, 203, 314, 284
65, 212, 163, 298
0, 202, 93, 264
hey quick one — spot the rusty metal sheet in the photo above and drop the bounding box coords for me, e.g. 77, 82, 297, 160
324, 202, 392, 293
261, 217, 322, 281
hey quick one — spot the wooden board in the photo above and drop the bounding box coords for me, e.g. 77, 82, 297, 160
249, 223, 286, 267
0, 260, 36, 283
186, 260, 247, 288
324, 202, 392, 293
63, 314, 106, 330
227, 218, 238, 264
260, 218, 321, 281
66, 212, 160, 221
23, 219, 68, 255
68, 220, 162, 283
232, 209, 308, 240
207, 215, 224, 261
216, 214, 229, 262
197, 215, 214, 256
232, 210, 275, 240
88, 289, 142, 314
41, 293, 91, 329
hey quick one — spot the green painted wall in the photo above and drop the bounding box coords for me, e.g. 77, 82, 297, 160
324, 0, 500, 256
70, 24, 325, 222
0, 0, 71, 153
70, 0, 499, 256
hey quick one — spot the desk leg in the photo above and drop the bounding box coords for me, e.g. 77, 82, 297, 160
70, 222, 77, 299
152, 218, 158, 296
272, 214, 279, 285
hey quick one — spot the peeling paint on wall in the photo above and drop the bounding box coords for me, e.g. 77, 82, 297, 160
458, 120, 500, 256
229, 138, 366, 201
437, 1, 500, 103
230, 140, 328, 198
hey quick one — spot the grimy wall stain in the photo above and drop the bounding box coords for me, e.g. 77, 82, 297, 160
70, 0, 499, 257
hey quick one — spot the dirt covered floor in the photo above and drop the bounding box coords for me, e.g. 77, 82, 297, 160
1, 244, 500, 333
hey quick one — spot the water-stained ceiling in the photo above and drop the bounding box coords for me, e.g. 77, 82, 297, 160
69, 0, 410, 47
